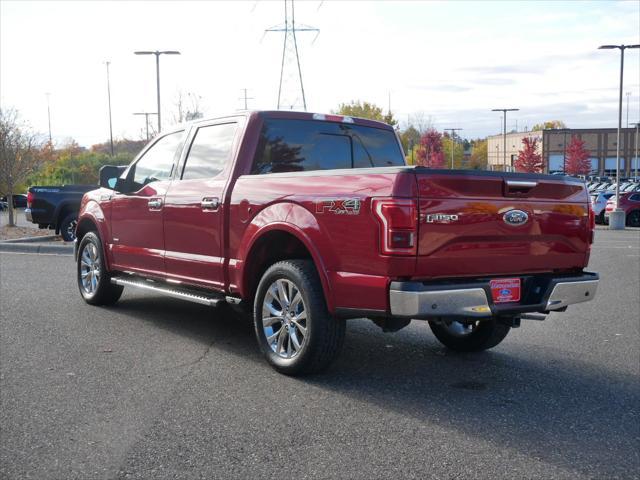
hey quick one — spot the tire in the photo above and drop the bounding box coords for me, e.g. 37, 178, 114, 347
596, 211, 605, 225
627, 210, 640, 228
253, 260, 345, 375
77, 232, 123, 306
428, 317, 510, 352
60, 213, 78, 242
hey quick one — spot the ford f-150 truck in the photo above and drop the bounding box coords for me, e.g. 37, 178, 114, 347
75, 111, 599, 375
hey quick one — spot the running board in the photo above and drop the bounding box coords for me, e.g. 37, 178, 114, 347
111, 276, 225, 307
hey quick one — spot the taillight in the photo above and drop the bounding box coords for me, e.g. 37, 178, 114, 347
372, 198, 418, 255
27, 191, 34, 208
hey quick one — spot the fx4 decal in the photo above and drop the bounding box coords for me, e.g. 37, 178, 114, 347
315, 198, 361, 215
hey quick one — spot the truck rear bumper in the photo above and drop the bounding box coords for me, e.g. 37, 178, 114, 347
389, 272, 599, 319
24, 208, 33, 222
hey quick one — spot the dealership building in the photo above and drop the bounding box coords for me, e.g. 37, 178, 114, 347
487, 127, 640, 176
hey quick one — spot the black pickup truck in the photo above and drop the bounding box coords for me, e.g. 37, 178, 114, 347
25, 185, 95, 241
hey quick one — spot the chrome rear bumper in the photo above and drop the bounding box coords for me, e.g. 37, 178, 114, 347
389, 272, 599, 319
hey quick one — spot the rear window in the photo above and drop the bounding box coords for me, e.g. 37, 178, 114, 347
251, 118, 404, 174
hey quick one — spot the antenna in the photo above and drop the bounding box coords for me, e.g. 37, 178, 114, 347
265, 0, 319, 110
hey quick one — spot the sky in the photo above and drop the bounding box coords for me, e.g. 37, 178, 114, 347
1, 0, 639, 147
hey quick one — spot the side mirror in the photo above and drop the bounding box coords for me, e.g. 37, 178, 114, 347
99, 165, 127, 190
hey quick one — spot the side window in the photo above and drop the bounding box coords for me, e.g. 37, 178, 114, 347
251, 118, 405, 174
131, 132, 183, 189
630, 193, 640, 202
182, 123, 237, 180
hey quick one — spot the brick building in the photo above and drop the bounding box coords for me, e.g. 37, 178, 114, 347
487, 127, 640, 176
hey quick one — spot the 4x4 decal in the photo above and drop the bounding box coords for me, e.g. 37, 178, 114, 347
315, 198, 361, 215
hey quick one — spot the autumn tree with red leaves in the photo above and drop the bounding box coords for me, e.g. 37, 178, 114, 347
514, 136, 544, 173
564, 135, 591, 175
416, 128, 445, 168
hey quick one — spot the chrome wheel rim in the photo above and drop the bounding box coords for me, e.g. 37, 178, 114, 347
80, 243, 100, 295
262, 278, 307, 359
66, 219, 77, 241
443, 320, 480, 337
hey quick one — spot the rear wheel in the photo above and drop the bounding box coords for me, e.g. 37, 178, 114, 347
429, 318, 510, 352
253, 260, 345, 375
77, 232, 123, 306
627, 210, 640, 228
60, 213, 78, 242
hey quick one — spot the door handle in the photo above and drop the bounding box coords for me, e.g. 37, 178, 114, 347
148, 198, 163, 209
201, 197, 220, 211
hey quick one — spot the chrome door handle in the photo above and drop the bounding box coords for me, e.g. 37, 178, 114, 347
148, 198, 163, 209
201, 197, 220, 211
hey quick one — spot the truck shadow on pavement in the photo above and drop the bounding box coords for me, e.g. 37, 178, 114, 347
110, 294, 638, 479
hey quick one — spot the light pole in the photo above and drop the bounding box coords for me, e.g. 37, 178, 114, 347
45, 93, 52, 144
598, 44, 640, 230
444, 128, 463, 169
492, 108, 519, 171
133, 112, 158, 141
105, 61, 114, 156
134, 50, 180, 133
626, 92, 631, 128
633, 122, 640, 178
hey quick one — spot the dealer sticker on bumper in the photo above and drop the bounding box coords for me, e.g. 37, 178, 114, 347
490, 278, 521, 303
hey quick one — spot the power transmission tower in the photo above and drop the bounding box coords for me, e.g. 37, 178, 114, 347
265, 0, 319, 111
239, 88, 254, 110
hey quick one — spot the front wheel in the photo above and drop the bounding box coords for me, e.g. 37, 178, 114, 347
253, 260, 345, 375
77, 232, 123, 306
429, 318, 510, 352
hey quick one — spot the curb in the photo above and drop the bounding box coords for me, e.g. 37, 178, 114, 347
0, 242, 74, 255
1, 234, 60, 243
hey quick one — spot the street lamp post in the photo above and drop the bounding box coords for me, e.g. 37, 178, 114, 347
598, 44, 640, 230
134, 50, 180, 133
45, 93, 52, 144
134, 112, 158, 141
492, 108, 519, 171
105, 61, 114, 156
444, 128, 463, 169
633, 122, 640, 179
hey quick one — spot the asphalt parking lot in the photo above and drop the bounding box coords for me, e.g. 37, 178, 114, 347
1, 228, 638, 480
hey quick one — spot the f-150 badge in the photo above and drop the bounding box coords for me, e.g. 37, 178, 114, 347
424, 213, 459, 223
315, 198, 361, 215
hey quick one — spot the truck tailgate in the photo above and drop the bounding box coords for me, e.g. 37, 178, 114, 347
415, 171, 591, 279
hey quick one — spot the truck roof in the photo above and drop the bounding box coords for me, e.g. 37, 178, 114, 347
166, 110, 396, 134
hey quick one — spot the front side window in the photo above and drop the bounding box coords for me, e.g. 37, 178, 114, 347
131, 131, 184, 189
251, 118, 404, 174
182, 123, 237, 180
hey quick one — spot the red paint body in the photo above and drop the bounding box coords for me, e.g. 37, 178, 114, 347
77, 111, 594, 316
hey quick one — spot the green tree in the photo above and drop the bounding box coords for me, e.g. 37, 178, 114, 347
531, 120, 567, 131
400, 125, 420, 154
442, 134, 465, 169
0, 108, 43, 226
334, 100, 397, 126
469, 139, 488, 170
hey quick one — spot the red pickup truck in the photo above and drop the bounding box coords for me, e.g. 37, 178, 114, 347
75, 111, 599, 375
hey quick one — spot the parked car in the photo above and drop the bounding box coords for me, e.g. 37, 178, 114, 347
591, 191, 615, 224
0, 200, 7, 211
75, 111, 599, 375
25, 185, 96, 241
1, 194, 28, 208
604, 192, 640, 227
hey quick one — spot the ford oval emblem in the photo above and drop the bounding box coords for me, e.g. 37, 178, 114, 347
503, 209, 529, 226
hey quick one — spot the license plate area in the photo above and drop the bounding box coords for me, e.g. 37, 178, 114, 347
490, 278, 521, 303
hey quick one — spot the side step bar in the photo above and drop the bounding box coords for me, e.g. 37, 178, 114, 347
111, 276, 225, 307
